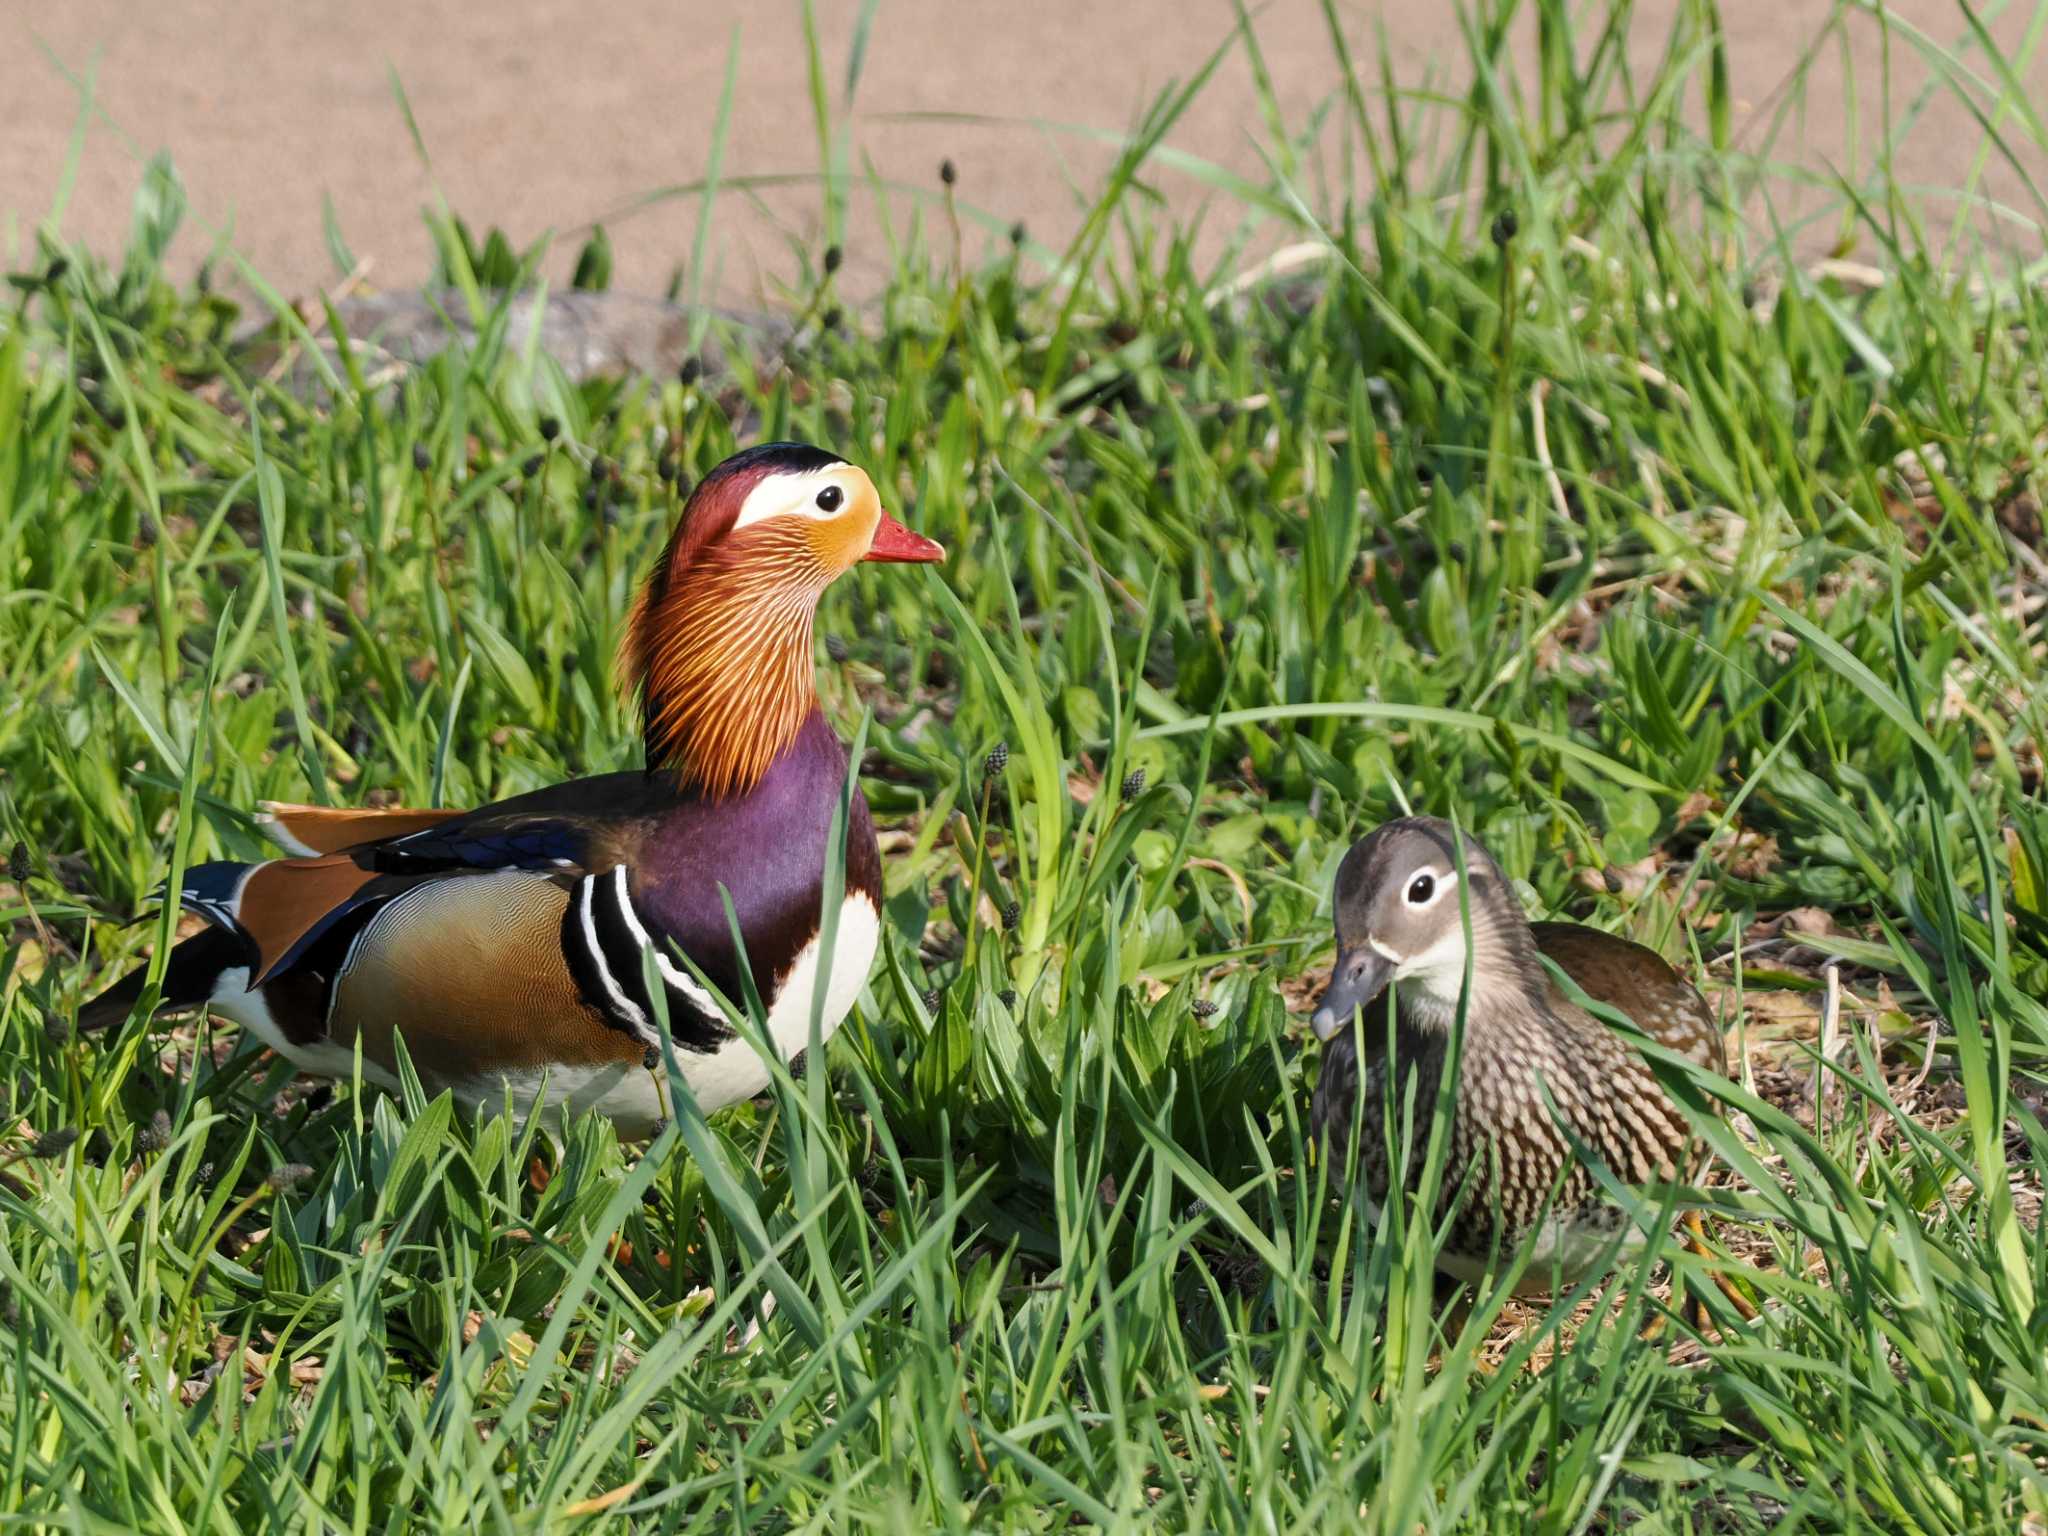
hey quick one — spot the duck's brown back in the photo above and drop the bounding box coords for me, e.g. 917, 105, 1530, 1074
1530, 922, 1725, 1077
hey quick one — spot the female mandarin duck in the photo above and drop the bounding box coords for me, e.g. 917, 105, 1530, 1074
80, 442, 942, 1136
1309, 817, 1732, 1294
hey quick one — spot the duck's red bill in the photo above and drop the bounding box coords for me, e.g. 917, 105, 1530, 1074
864, 512, 946, 563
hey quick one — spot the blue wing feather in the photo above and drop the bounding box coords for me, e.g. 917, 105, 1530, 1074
374, 818, 590, 873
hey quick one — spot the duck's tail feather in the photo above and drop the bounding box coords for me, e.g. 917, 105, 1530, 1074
77, 924, 249, 1035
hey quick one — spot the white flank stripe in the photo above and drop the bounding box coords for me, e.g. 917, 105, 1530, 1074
577, 875, 651, 1034
334, 907, 382, 992
604, 865, 723, 1018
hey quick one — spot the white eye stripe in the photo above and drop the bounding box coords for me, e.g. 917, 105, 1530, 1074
729, 469, 852, 530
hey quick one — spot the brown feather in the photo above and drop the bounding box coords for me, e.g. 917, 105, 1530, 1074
261, 964, 339, 1049
259, 801, 466, 856
1530, 922, 1726, 1074
627, 519, 829, 799
328, 871, 638, 1084
616, 454, 782, 710
237, 857, 384, 984
618, 452, 893, 801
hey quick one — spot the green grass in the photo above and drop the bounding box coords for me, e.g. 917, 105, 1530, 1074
5, 0, 2048, 1528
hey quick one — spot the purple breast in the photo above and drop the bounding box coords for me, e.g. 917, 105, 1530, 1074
635, 709, 881, 1006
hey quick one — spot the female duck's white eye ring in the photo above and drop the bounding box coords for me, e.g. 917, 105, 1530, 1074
1405, 873, 1436, 905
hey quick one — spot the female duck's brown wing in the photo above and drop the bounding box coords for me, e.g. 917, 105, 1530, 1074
1529, 922, 1726, 1077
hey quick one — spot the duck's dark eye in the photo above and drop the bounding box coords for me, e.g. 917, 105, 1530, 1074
1406, 874, 1435, 905
815, 485, 844, 513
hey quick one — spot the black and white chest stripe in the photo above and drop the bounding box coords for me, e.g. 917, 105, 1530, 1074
562, 866, 730, 1051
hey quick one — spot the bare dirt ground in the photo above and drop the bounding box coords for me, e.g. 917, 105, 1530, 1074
2, 2, 2043, 304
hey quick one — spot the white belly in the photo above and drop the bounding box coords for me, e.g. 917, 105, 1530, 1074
676, 893, 882, 1115
472, 1062, 672, 1140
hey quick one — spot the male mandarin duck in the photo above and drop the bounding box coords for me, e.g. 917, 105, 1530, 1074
80, 442, 943, 1136
1308, 816, 1750, 1310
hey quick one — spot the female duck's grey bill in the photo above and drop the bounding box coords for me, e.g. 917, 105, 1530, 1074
1310, 945, 1394, 1040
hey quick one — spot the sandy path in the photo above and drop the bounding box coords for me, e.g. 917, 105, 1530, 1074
2, 2, 2042, 304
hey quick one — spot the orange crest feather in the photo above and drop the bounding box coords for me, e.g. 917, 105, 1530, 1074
621, 520, 830, 799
